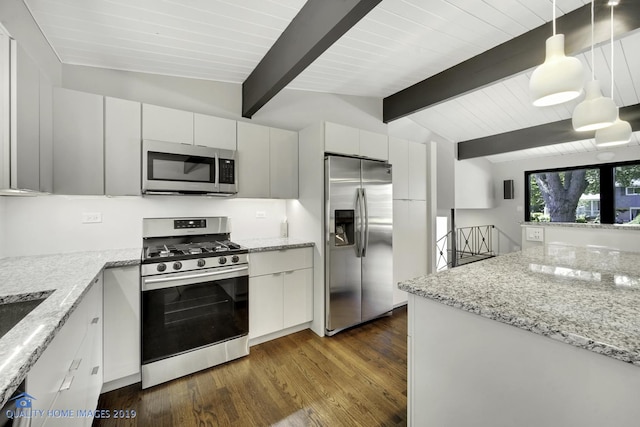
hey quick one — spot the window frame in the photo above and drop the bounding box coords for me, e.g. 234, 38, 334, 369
524, 160, 640, 224
625, 187, 640, 196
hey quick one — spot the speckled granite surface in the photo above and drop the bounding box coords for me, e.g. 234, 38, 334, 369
521, 222, 640, 231
235, 237, 314, 252
0, 248, 141, 407
400, 244, 640, 366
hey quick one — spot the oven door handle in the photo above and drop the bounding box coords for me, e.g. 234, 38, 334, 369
142, 266, 248, 291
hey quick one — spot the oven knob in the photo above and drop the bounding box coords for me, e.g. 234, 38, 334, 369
197, 259, 206, 267
231, 255, 240, 263
157, 263, 167, 272
218, 257, 227, 265
173, 261, 182, 270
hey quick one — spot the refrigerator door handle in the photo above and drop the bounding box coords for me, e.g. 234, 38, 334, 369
362, 188, 369, 257
354, 188, 362, 257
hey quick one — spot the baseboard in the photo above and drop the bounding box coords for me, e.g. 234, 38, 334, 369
394, 301, 408, 309
101, 373, 141, 393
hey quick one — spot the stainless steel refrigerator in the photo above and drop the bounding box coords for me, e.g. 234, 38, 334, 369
325, 155, 393, 336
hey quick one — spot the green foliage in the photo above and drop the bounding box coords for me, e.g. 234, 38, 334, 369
576, 215, 588, 223
614, 165, 640, 187
531, 212, 550, 222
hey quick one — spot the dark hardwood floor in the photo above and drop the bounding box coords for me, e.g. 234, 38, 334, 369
94, 306, 407, 427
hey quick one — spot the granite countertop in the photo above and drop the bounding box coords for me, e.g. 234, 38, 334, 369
521, 221, 640, 231
400, 244, 640, 366
235, 237, 314, 252
0, 248, 141, 407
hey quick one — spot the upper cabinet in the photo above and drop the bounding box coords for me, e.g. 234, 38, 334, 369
237, 122, 298, 199
324, 122, 388, 161
194, 113, 236, 150
105, 97, 141, 196
142, 104, 192, 144
53, 88, 104, 195
142, 104, 237, 150
389, 137, 426, 201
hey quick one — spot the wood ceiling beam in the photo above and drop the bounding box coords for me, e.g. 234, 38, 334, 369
457, 103, 640, 160
383, 1, 640, 123
242, 0, 382, 118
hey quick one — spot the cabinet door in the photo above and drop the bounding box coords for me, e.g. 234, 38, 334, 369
14, 44, 40, 191
283, 268, 313, 328
269, 127, 298, 199
105, 97, 141, 196
142, 104, 193, 144
408, 200, 428, 279
325, 122, 359, 156
237, 121, 270, 198
249, 274, 284, 338
39, 72, 53, 193
194, 113, 236, 150
408, 141, 427, 200
388, 137, 409, 200
103, 266, 140, 384
53, 88, 104, 195
360, 129, 388, 161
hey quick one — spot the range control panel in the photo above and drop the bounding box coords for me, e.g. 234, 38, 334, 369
174, 219, 207, 229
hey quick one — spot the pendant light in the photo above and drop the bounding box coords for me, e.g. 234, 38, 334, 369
530, 0, 584, 107
572, 0, 617, 131
595, 2, 632, 147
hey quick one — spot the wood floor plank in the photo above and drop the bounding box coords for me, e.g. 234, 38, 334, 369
93, 306, 407, 427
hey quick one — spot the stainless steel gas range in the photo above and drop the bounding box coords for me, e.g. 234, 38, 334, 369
140, 216, 249, 389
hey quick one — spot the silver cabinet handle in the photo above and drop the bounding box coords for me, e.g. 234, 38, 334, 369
91, 317, 100, 324
91, 366, 100, 376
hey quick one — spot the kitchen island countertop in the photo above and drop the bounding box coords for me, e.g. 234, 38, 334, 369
235, 237, 314, 252
0, 248, 141, 407
399, 244, 640, 366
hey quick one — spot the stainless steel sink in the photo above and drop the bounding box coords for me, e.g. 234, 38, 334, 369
0, 295, 50, 340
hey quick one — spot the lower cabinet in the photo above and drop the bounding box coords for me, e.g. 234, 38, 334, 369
249, 247, 313, 341
102, 266, 140, 389
27, 275, 103, 427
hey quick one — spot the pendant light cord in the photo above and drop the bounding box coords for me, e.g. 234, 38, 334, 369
610, 5, 615, 97
553, 0, 557, 35
590, 0, 595, 80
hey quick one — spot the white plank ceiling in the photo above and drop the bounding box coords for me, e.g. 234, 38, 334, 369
22, 0, 639, 162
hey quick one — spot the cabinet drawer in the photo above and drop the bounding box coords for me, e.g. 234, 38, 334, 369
249, 247, 312, 277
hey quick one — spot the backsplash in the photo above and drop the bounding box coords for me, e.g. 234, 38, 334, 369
1, 195, 287, 257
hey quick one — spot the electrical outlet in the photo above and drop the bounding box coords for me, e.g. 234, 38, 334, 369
256, 211, 266, 219
525, 227, 544, 242
82, 212, 102, 224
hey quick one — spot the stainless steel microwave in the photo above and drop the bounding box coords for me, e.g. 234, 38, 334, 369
142, 140, 237, 195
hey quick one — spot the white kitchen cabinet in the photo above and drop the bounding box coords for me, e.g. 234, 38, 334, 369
269, 127, 298, 199
105, 97, 141, 196
53, 88, 104, 195
39, 72, 53, 193
237, 122, 298, 199
194, 113, 236, 150
237, 122, 270, 198
325, 122, 359, 156
103, 266, 140, 388
249, 274, 284, 338
392, 200, 427, 306
360, 129, 388, 161
14, 43, 40, 191
28, 275, 103, 427
388, 137, 409, 200
142, 104, 193, 144
283, 268, 313, 328
249, 247, 313, 341
408, 141, 427, 200
324, 122, 388, 161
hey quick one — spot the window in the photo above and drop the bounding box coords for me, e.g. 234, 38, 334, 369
526, 161, 640, 224
625, 187, 640, 195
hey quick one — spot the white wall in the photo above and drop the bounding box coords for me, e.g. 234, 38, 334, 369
455, 157, 495, 209
2, 195, 287, 257
456, 146, 640, 254
0, 197, 6, 258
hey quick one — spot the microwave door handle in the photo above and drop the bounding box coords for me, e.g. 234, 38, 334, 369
214, 152, 220, 188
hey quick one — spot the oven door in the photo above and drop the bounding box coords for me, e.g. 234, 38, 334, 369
141, 265, 248, 365
142, 139, 223, 194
